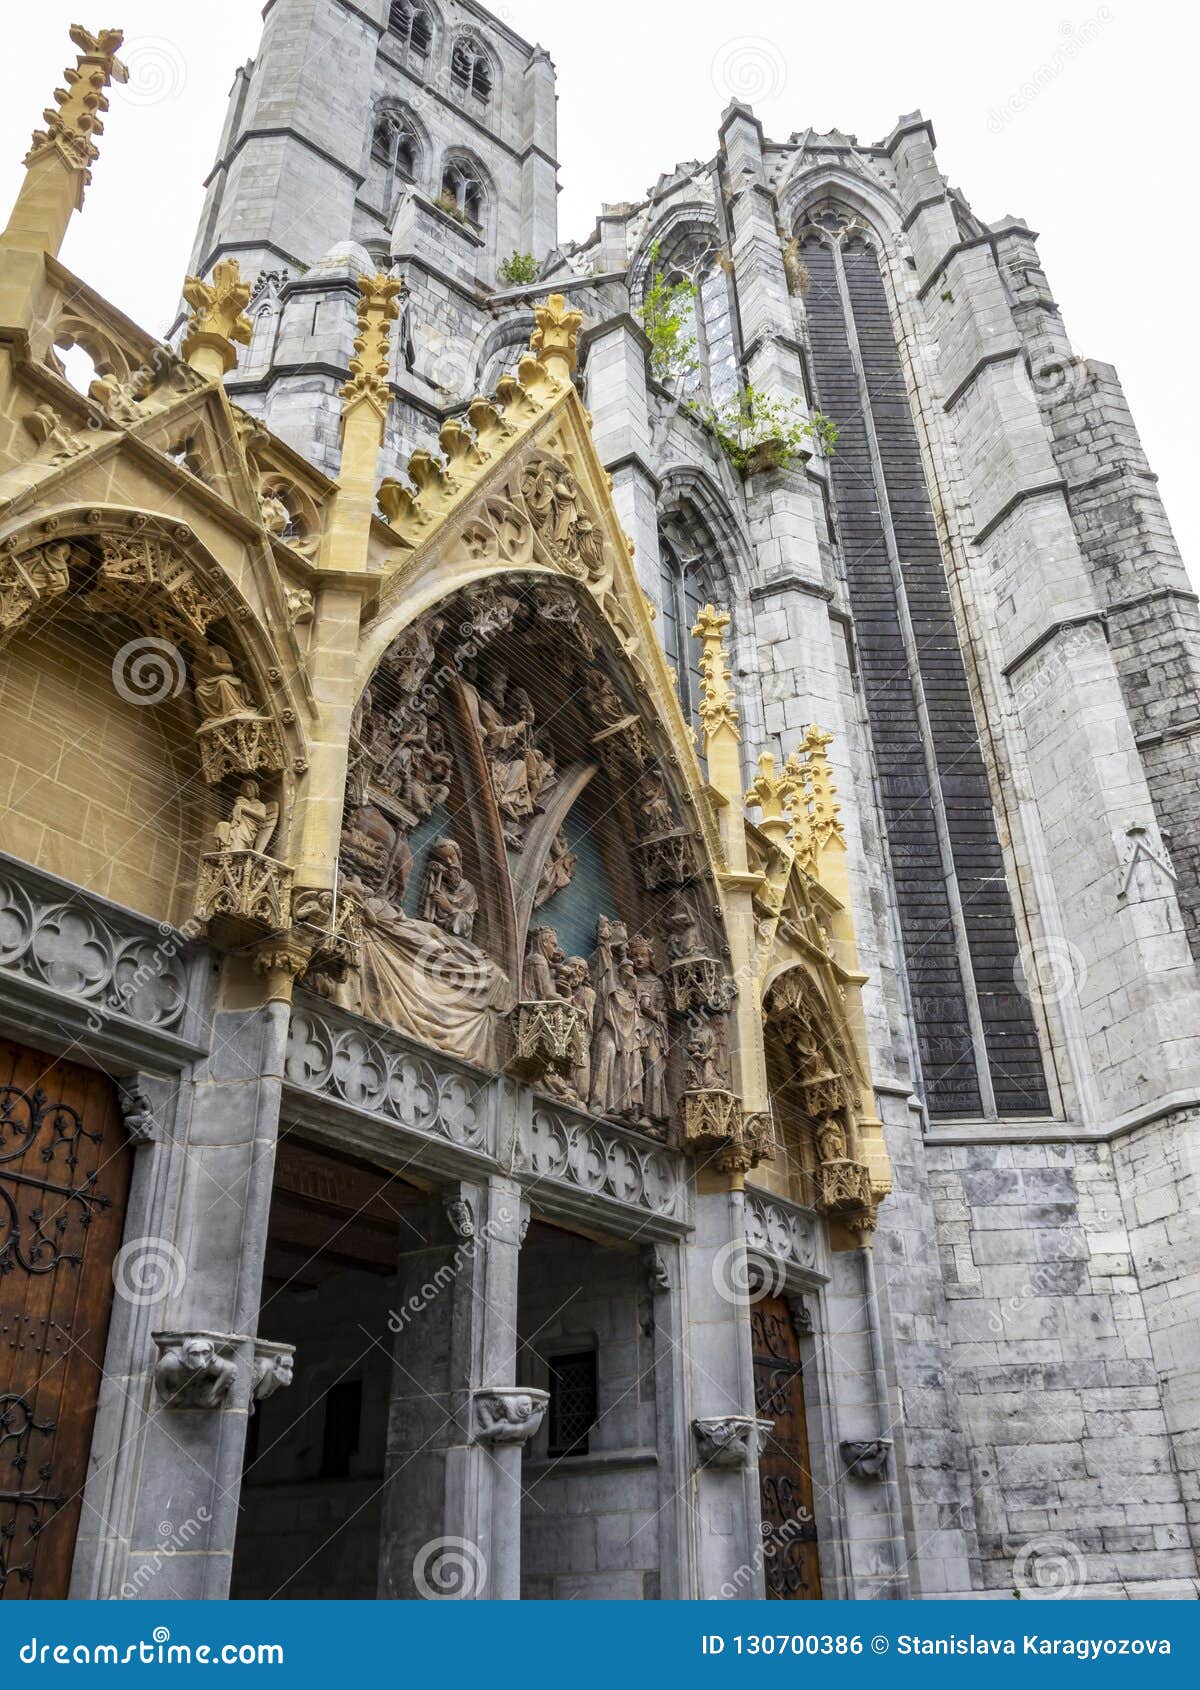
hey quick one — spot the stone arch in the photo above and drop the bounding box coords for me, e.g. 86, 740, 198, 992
341, 565, 731, 1109
776, 163, 903, 249
366, 97, 431, 203
627, 202, 722, 299
437, 147, 492, 232
0, 507, 302, 921
472, 311, 536, 395
447, 31, 498, 107
384, 0, 440, 63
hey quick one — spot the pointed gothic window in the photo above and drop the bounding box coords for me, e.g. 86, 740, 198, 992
440, 158, 483, 228
371, 113, 418, 207
643, 234, 738, 408
658, 531, 714, 735
451, 36, 492, 103
388, 1, 432, 56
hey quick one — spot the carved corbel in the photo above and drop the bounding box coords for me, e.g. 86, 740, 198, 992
152, 1331, 238, 1410
471, 1387, 550, 1446
194, 850, 294, 940
841, 1438, 891, 1480
692, 1415, 772, 1470
251, 1339, 295, 1410
114, 1074, 170, 1144
443, 1192, 476, 1240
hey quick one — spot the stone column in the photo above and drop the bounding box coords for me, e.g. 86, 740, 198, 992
111, 962, 292, 1599
684, 1181, 765, 1598
377, 1161, 534, 1601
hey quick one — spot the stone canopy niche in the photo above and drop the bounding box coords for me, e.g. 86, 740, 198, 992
323, 573, 733, 1149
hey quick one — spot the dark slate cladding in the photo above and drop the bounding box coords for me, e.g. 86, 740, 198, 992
803, 237, 1050, 1117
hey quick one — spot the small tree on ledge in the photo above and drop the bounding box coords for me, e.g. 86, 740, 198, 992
699, 386, 838, 477
498, 251, 539, 285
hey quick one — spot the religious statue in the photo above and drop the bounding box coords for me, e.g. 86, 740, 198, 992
665, 892, 704, 962
816, 1116, 848, 1163
534, 828, 577, 909
194, 643, 261, 727
420, 837, 478, 940
213, 779, 279, 855
523, 926, 568, 1001
557, 955, 596, 1103
589, 916, 642, 1119
339, 802, 411, 903
462, 665, 558, 848
685, 1015, 729, 1093
636, 768, 676, 836
382, 614, 443, 694
630, 935, 670, 1127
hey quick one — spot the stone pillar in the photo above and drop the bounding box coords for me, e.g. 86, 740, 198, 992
520, 46, 558, 263
684, 1183, 765, 1598
377, 1163, 534, 1601
580, 314, 663, 604
110, 965, 292, 1599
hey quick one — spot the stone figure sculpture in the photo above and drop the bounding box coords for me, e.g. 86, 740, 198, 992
523, 926, 567, 1000
630, 934, 669, 1127
589, 916, 641, 1119
420, 837, 478, 940
213, 779, 278, 854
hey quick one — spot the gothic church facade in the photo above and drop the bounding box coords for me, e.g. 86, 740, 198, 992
0, 2, 1197, 1602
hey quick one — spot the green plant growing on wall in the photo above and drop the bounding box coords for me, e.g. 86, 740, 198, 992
637, 241, 699, 388
700, 386, 838, 476
498, 252, 539, 285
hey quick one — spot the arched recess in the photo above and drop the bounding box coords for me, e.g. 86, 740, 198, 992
628, 205, 737, 407
473, 313, 536, 396
655, 467, 752, 741
0, 507, 301, 926
438, 149, 491, 232
326, 565, 734, 1137
775, 164, 902, 251
366, 99, 430, 211
762, 961, 874, 1229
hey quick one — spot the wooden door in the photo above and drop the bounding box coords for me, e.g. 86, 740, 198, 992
751, 1295, 822, 1599
0, 1039, 132, 1598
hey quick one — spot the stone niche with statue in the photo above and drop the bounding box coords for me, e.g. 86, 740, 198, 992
322, 571, 734, 1146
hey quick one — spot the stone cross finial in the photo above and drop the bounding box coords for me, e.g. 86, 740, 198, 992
745, 751, 790, 844
530, 292, 583, 383
182, 258, 253, 378
691, 603, 740, 746
24, 25, 128, 193
341, 272, 406, 418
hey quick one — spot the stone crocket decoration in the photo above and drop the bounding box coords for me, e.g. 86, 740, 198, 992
153, 1333, 238, 1410
341, 272, 406, 416
183, 258, 254, 375
471, 1387, 550, 1446
24, 26, 128, 187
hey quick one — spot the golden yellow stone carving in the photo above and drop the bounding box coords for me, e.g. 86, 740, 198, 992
781, 723, 845, 875
182, 258, 253, 377
530, 292, 583, 383
24, 25, 127, 190
341, 272, 405, 416
691, 603, 740, 743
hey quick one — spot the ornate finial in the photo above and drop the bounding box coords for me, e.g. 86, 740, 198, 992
780, 724, 844, 874
746, 751, 789, 836
341, 272, 406, 417
691, 603, 740, 745
530, 292, 583, 384
24, 25, 127, 196
182, 259, 253, 377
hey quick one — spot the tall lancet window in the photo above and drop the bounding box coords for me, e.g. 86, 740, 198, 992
451, 36, 492, 103
657, 530, 716, 737
370, 111, 418, 211
388, 1, 432, 57
642, 232, 739, 408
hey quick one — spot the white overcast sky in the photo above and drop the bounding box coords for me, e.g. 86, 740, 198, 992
3, 1, 1196, 573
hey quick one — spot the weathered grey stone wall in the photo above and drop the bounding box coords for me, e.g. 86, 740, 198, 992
517, 1228, 661, 1600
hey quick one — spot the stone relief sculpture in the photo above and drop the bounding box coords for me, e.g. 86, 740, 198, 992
213, 779, 278, 855
630, 935, 669, 1130
685, 1014, 730, 1093
420, 838, 478, 940
534, 828, 577, 908
461, 665, 558, 848
523, 925, 568, 1000
557, 955, 595, 1103
589, 916, 642, 1120
193, 643, 284, 784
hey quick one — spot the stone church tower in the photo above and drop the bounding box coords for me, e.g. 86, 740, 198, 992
0, 4, 1196, 1604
